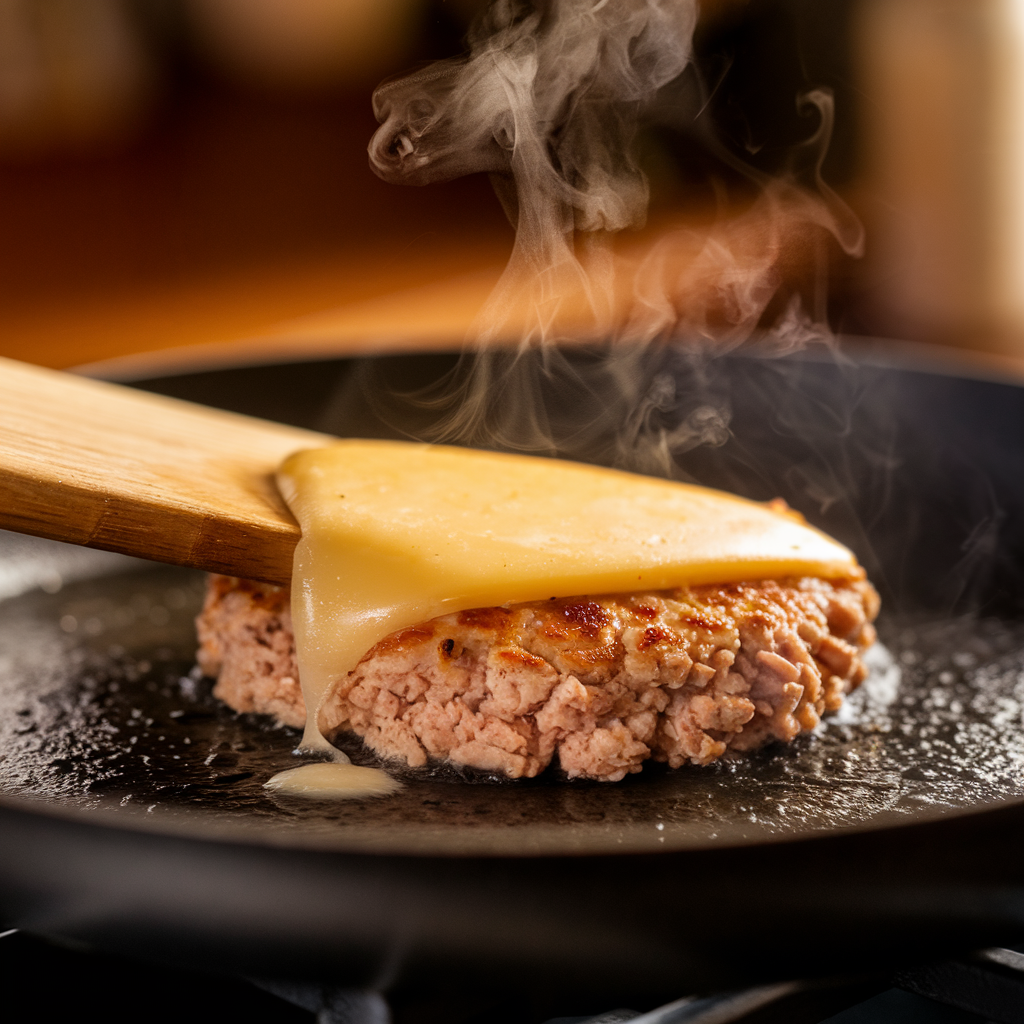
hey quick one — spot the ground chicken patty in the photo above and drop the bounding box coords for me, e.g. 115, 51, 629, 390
196, 573, 879, 782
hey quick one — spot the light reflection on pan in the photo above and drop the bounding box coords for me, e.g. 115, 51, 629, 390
2, 347, 1024, 856
4, 554, 1024, 854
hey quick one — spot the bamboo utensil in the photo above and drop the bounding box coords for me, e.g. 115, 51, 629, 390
0, 357, 331, 585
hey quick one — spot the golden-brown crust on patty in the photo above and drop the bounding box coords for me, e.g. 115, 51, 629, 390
196, 574, 878, 781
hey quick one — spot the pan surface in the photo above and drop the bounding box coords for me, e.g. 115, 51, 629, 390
3, 345, 1024, 992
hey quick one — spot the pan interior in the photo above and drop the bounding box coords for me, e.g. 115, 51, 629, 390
2, 349, 1024, 856
3, 553, 1024, 854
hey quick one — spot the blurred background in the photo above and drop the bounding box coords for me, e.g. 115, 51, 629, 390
2, 0, 1023, 372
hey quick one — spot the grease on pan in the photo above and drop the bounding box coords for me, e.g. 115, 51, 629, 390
3, 555, 1024, 855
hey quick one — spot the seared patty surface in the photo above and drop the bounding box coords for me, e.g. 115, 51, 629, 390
196, 574, 878, 781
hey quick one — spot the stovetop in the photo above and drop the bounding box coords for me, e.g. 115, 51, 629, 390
3, 929, 1017, 1024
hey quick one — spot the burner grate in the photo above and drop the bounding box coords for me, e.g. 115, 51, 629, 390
4, 928, 1023, 1023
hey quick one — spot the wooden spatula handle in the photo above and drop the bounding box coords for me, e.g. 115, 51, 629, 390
0, 357, 332, 585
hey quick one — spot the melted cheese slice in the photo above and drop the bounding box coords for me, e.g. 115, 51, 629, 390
276, 439, 859, 751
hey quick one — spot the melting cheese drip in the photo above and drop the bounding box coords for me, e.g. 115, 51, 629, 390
274, 440, 859, 760
265, 761, 402, 799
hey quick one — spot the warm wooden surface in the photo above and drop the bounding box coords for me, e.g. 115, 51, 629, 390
0, 357, 332, 584
1, 248, 507, 374
67, 263, 504, 380
0, 86, 513, 372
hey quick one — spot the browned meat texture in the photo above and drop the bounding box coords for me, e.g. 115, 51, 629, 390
196, 574, 879, 781
195, 575, 305, 729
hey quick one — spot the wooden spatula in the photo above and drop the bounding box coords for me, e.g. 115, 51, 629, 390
0, 356, 333, 586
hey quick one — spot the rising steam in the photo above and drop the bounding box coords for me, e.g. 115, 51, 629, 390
366, 0, 865, 473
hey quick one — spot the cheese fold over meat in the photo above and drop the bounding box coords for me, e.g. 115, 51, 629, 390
274, 440, 862, 752
196, 574, 878, 781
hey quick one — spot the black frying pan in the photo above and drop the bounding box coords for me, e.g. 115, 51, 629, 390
2, 343, 1024, 1005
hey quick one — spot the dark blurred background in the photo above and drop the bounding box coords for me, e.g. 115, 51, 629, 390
0, 0, 1019, 370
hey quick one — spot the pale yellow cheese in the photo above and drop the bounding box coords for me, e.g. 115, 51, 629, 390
275, 439, 859, 751
264, 761, 402, 798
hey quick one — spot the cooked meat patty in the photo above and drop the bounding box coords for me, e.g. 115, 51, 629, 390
196, 573, 879, 781
196, 575, 302, 731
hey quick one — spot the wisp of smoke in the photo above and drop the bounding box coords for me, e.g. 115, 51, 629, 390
371, 0, 696, 345
366, 0, 865, 473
